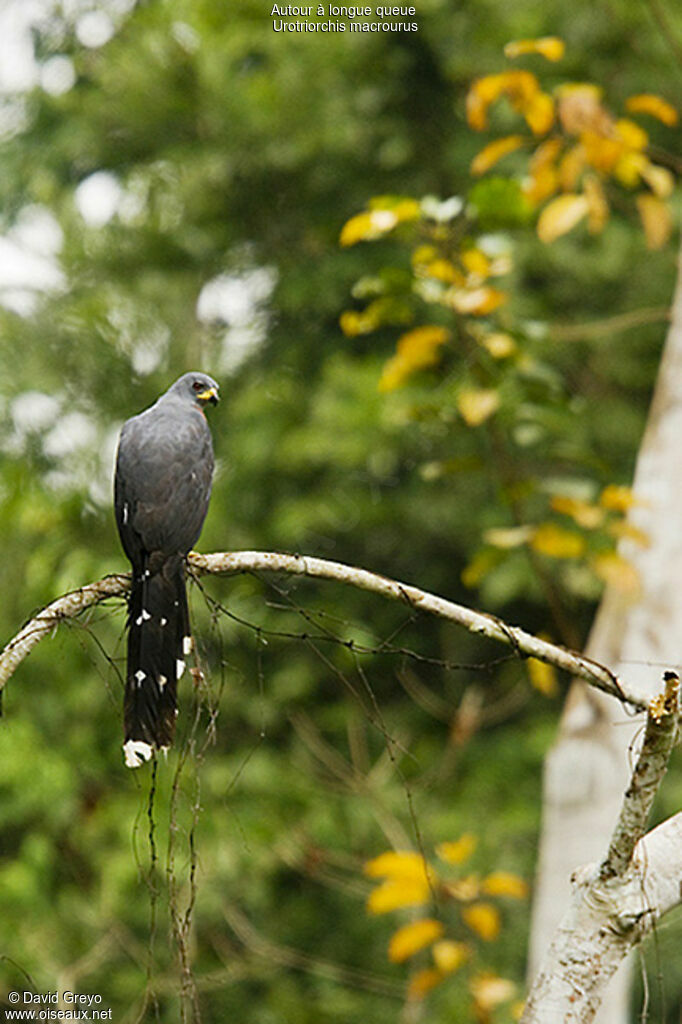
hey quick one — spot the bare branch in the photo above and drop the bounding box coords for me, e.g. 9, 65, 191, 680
522, 673, 681, 1023
0, 573, 129, 691
193, 551, 634, 704
549, 305, 670, 342
600, 671, 679, 880
0, 550, 638, 708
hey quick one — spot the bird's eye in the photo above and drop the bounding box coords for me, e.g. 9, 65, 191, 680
192, 381, 204, 392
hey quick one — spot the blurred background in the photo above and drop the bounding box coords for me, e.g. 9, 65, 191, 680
0, 0, 681, 1021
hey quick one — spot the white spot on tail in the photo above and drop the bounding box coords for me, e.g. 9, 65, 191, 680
135, 609, 152, 626
158, 674, 167, 691
176, 659, 185, 680
183, 635, 193, 655
135, 670, 146, 687
122, 502, 129, 525
160, 617, 168, 627
123, 739, 154, 768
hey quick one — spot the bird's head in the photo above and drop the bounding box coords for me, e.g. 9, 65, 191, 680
170, 372, 220, 408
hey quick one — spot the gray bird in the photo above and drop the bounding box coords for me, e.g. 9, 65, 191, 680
114, 372, 219, 768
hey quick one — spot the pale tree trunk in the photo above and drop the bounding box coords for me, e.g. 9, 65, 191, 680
527, 236, 682, 1022
523, 690, 682, 1023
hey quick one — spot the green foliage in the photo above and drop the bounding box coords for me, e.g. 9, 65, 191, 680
468, 177, 533, 227
0, 0, 680, 1020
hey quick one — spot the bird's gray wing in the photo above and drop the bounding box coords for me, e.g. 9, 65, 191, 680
115, 405, 214, 561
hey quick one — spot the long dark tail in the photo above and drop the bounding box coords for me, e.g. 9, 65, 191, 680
123, 552, 191, 768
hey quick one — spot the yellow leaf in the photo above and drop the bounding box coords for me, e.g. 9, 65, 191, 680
443, 874, 481, 902
367, 878, 431, 914
590, 552, 640, 595
558, 144, 586, 191
411, 244, 438, 266
626, 93, 678, 126
380, 197, 421, 222
525, 164, 559, 204
504, 36, 565, 61
407, 968, 444, 1000
531, 523, 586, 558
424, 258, 462, 284
550, 495, 605, 529
462, 902, 501, 941
599, 484, 637, 511
397, 199, 421, 219
449, 286, 507, 315
525, 138, 563, 203
466, 74, 509, 131
640, 162, 675, 199
481, 332, 517, 358
365, 850, 433, 881
483, 525, 534, 548
537, 194, 589, 243
528, 657, 559, 697
340, 212, 373, 247
470, 973, 517, 1010
606, 520, 650, 547
471, 135, 524, 176
457, 388, 500, 426
378, 326, 450, 392
581, 130, 623, 174
482, 871, 529, 899
461, 247, 492, 278
436, 833, 477, 865
506, 72, 544, 117
466, 88, 492, 132
388, 918, 444, 962
339, 208, 398, 246
432, 940, 469, 973
397, 325, 450, 357
556, 83, 607, 135
524, 92, 555, 135
583, 174, 609, 234
613, 150, 647, 188
615, 118, 648, 151
557, 80, 603, 102
466, 71, 539, 131
638, 194, 671, 249
340, 310, 380, 337
339, 310, 362, 337
530, 137, 563, 169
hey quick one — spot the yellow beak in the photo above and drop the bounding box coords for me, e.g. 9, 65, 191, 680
196, 387, 219, 404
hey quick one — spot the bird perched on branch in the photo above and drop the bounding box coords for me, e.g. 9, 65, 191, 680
114, 372, 219, 768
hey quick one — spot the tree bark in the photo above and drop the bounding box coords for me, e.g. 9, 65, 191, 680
527, 237, 682, 1022
523, 674, 679, 1024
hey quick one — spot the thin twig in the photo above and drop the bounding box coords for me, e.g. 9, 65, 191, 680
549, 306, 670, 342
